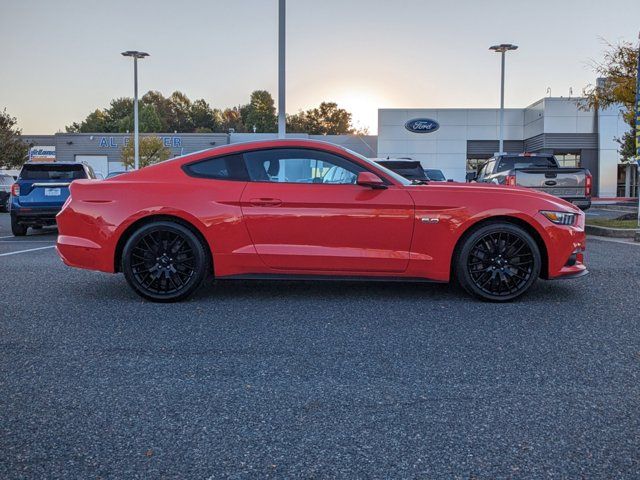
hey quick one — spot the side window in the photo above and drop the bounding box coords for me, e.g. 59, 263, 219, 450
243, 148, 364, 184
183, 154, 248, 181
476, 163, 487, 181
480, 161, 495, 180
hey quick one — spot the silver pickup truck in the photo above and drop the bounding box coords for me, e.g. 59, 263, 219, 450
471, 153, 592, 210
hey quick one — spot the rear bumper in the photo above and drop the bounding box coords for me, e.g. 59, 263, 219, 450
567, 198, 591, 211
11, 208, 61, 225
56, 235, 113, 272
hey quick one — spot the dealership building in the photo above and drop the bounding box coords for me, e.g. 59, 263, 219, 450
21, 96, 633, 198
378, 97, 633, 198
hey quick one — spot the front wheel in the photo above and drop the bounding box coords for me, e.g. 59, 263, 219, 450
122, 221, 208, 302
455, 223, 541, 302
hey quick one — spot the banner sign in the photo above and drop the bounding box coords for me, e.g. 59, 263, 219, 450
29, 146, 56, 162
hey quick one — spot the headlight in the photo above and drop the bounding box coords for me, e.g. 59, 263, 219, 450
540, 210, 577, 226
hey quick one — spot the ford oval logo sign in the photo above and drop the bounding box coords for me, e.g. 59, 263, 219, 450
405, 118, 440, 134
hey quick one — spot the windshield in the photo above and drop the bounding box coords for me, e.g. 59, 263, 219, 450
342, 149, 412, 186
424, 169, 446, 181
376, 161, 427, 180
20, 164, 87, 180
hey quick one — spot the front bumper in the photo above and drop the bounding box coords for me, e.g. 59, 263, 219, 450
550, 268, 589, 280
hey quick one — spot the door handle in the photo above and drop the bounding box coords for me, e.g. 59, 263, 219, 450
249, 198, 282, 207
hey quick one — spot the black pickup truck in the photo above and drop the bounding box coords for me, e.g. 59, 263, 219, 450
470, 153, 592, 210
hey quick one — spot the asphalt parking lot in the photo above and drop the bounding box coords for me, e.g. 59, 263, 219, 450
1, 212, 639, 479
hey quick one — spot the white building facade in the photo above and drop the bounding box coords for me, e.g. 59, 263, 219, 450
378, 97, 632, 198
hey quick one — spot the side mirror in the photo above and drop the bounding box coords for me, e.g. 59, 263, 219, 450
357, 172, 386, 189
466, 172, 478, 183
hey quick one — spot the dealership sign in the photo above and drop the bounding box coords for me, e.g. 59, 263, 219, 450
97, 136, 183, 148
29, 146, 56, 162
405, 118, 440, 134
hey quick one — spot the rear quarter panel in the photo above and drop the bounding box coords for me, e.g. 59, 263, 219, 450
57, 166, 256, 274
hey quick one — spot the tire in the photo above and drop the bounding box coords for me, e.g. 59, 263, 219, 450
11, 216, 27, 237
122, 221, 208, 302
455, 222, 541, 302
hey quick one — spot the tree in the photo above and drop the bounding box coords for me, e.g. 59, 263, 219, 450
218, 107, 246, 133
168, 91, 194, 132
0, 109, 29, 169
287, 102, 355, 135
241, 90, 277, 133
583, 40, 639, 162
120, 136, 171, 169
190, 99, 218, 132
142, 91, 174, 131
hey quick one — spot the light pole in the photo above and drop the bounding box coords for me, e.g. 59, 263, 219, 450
278, 0, 286, 138
121, 50, 149, 170
489, 44, 518, 155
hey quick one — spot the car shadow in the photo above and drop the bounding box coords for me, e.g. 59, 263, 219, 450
85, 271, 583, 305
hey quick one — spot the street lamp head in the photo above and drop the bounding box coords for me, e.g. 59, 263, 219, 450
489, 44, 518, 53
121, 51, 149, 59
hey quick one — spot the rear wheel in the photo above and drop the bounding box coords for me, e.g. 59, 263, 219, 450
11, 216, 27, 237
122, 221, 208, 302
455, 222, 541, 302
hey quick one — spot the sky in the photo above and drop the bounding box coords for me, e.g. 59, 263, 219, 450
1, 0, 639, 134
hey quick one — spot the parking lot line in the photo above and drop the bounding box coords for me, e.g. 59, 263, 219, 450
0, 246, 56, 257
0, 240, 56, 243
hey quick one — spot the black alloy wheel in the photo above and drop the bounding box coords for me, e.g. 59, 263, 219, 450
122, 221, 208, 302
456, 222, 541, 301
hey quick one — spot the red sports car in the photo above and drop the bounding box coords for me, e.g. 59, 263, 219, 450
56, 139, 587, 302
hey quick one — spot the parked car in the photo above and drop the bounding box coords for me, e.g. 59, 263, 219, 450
423, 169, 447, 182
375, 159, 429, 182
10, 162, 96, 236
57, 139, 587, 303
0, 173, 14, 212
470, 153, 592, 210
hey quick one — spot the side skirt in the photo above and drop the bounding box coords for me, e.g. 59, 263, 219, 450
215, 273, 446, 283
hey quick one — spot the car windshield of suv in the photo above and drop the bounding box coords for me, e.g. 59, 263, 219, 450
496, 156, 556, 172
20, 164, 87, 180
341, 149, 412, 186
376, 161, 427, 181
424, 169, 446, 181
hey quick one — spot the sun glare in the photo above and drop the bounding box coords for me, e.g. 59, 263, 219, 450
333, 90, 385, 134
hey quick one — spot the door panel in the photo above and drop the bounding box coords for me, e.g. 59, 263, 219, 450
240, 183, 415, 272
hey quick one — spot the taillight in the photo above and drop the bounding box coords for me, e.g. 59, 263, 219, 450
11, 183, 20, 196
505, 175, 516, 186
585, 173, 592, 197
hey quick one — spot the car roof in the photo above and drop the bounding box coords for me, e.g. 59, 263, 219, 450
23, 162, 85, 167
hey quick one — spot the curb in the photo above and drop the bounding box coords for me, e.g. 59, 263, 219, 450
586, 224, 639, 239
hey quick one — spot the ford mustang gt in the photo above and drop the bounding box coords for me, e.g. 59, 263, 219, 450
56, 139, 587, 302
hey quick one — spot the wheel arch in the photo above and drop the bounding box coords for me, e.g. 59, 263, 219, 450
450, 215, 550, 281
114, 214, 213, 275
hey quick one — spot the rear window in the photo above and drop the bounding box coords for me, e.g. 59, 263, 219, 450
20, 164, 87, 180
0, 175, 14, 185
183, 154, 249, 181
496, 156, 557, 172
